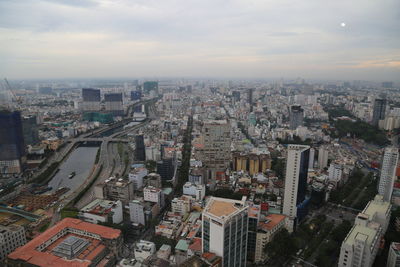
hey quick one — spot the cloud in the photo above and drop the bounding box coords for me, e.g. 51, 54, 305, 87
0, 0, 399, 80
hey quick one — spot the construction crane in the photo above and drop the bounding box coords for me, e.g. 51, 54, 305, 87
2, 78, 22, 109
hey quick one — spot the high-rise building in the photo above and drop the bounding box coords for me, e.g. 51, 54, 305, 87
135, 134, 146, 161
232, 91, 241, 103
22, 115, 39, 146
0, 110, 26, 174
157, 158, 175, 181
378, 147, 399, 202
282, 145, 310, 232
289, 105, 304, 130
143, 81, 158, 94
387, 242, 400, 267
81, 88, 101, 111
247, 88, 254, 112
131, 90, 142, 101
0, 224, 26, 260
338, 195, 391, 267
104, 93, 124, 116
318, 146, 329, 169
201, 120, 231, 183
202, 197, 248, 267
372, 98, 387, 126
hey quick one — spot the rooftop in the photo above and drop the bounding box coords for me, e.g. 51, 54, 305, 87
204, 197, 247, 219
259, 214, 286, 231
343, 223, 380, 247
8, 218, 120, 267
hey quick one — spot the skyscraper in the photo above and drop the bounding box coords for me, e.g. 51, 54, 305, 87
0, 110, 26, 174
378, 147, 399, 202
372, 98, 387, 127
202, 197, 248, 267
143, 81, 158, 94
131, 90, 142, 101
22, 115, 39, 146
318, 146, 329, 169
282, 145, 310, 232
104, 93, 124, 116
201, 120, 231, 183
289, 105, 304, 130
81, 88, 101, 111
135, 135, 146, 161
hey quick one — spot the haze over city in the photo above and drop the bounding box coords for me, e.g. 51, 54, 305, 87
1, 0, 399, 80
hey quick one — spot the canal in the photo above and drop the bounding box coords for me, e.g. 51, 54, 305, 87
48, 146, 99, 194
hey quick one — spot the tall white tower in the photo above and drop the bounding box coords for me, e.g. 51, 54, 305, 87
283, 145, 310, 232
378, 147, 399, 202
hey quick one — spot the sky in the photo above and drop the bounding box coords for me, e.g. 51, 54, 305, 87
0, 0, 399, 81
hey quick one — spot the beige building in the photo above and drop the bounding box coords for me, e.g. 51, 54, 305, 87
338, 195, 391, 267
0, 224, 26, 260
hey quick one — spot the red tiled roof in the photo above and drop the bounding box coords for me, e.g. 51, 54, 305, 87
8, 218, 121, 267
189, 237, 202, 252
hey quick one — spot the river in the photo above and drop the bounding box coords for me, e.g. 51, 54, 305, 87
48, 146, 99, 194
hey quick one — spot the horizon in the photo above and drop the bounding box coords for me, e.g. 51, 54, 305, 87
1, 0, 399, 81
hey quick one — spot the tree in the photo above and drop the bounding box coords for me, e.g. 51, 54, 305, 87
264, 229, 297, 259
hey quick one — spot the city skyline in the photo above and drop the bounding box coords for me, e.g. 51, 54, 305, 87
1, 0, 399, 81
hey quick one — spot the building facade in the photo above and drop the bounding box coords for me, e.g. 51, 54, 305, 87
0, 224, 26, 260
202, 197, 248, 267
282, 145, 310, 232
289, 105, 304, 130
0, 110, 26, 174
379, 147, 399, 202
81, 88, 101, 111
372, 98, 387, 126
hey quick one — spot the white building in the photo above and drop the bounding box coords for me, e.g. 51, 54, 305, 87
171, 196, 191, 215
338, 195, 391, 267
0, 224, 26, 260
143, 186, 164, 207
129, 200, 145, 226
328, 163, 343, 184
128, 167, 148, 190
79, 199, 123, 225
387, 242, 400, 267
379, 147, 399, 202
134, 240, 156, 262
202, 197, 248, 267
282, 145, 310, 232
183, 182, 206, 200
318, 146, 329, 169
308, 148, 315, 170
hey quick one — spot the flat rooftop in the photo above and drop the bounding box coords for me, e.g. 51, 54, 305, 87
204, 197, 246, 218
344, 224, 379, 247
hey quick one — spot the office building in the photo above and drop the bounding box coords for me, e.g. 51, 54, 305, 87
135, 134, 146, 161
338, 195, 391, 267
0, 224, 26, 260
372, 98, 387, 126
247, 88, 254, 112
22, 115, 39, 146
202, 197, 248, 267
81, 88, 101, 111
289, 105, 304, 130
129, 200, 146, 226
7, 218, 122, 266
157, 158, 175, 181
131, 90, 142, 101
387, 242, 400, 267
201, 120, 231, 183
0, 110, 26, 174
282, 145, 310, 232
128, 166, 148, 190
105, 93, 124, 116
232, 91, 241, 103
143, 81, 158, 94
379, 147, 399, 202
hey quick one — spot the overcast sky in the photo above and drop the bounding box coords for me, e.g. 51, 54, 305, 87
0, 0, 399, 81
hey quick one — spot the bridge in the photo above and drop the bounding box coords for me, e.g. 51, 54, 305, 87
0, 206, 41, 222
